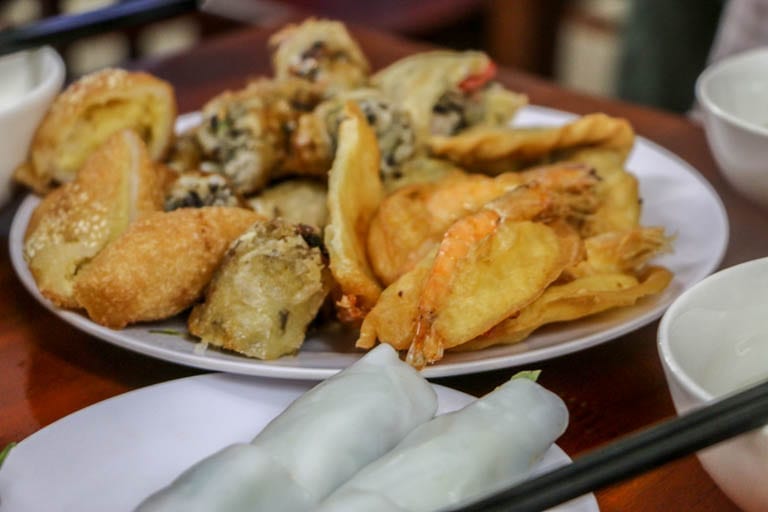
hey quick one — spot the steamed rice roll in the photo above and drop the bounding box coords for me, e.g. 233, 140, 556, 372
316, 374, 568, 512
136, 344, 438, 512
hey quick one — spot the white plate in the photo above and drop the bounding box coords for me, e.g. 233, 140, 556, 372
0, 374, 599, 512
8, 106, 729, 379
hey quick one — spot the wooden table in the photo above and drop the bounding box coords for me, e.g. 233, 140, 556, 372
2, 24, 766, 511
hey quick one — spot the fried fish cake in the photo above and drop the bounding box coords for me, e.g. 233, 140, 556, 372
73, 207, 261, 329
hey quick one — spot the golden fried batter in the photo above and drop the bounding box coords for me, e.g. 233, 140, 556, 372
429, 113, 634, 174
73, 207, 261, 329
189, 220, 330, 360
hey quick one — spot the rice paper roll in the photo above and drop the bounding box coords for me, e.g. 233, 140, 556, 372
316, 374, 568, 512
136, 344, 438, 512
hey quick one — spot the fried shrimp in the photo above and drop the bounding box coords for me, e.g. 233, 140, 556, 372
404, 171, 600, 368
368, 162, 598, 285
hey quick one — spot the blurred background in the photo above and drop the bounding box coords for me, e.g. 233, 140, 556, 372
0, 0, 726, 113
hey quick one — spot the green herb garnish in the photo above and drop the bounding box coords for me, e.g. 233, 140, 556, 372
149, 328, 184, 336
512, 370, 541, 382
0, 442, 17, 468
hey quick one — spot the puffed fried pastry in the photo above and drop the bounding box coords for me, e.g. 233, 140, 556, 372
23, 130, 165, 308
73, 207, 261, 329
270, 18, 369, 93
15, 68, 177, 194
188, 219, 331, 360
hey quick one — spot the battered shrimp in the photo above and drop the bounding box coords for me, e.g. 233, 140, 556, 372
368, 162, 598, 285
406, 170, 600, 368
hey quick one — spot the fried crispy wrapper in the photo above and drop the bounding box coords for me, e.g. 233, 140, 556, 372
460, 266, 673, 351
566, 227, 673, 278
188, 220, 331, 360
372, 50, 527, 140
15, 68, 177, 194
270, 18, 370, 93
24, 130, 164, 308
324, 102, 384, 322
73, 207, 261, 329
429, 113, 635, 174
562, 147, 641, 236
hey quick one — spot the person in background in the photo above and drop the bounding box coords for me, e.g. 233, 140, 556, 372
616, 0, 725, 113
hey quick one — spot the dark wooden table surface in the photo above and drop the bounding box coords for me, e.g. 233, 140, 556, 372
3, 23, 766, 511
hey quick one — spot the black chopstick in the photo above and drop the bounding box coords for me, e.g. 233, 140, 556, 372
0, 0, 198, 57
445, 378, 768, 512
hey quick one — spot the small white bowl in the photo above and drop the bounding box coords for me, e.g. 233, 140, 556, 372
0, 46, 65, 206
658, 257, 768, 512
696, 47, 768, 209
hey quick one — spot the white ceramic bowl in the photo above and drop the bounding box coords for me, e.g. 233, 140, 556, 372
696, 47, 768, 209
0, 46, 65, 206
658, 257, 768, 512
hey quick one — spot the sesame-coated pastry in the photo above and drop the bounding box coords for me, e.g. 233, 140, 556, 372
23, 130, 165, 307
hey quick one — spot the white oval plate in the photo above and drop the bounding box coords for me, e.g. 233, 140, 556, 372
0, 374, 598, 512
8, 106, 729, 379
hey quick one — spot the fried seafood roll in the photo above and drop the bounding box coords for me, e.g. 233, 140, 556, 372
371, 50, 527, 139
195, 78, 323, 194
73, 207, 261, 329
316, 374, 568, 512
163, 171, 242, 211
247, 179, 328, 228
285, 88, 418, 181
15, 68, 176, 194
188, 219, 331, 360
137, 344, 438, 512
24, 130, 164, 308
270, 18, 369, 93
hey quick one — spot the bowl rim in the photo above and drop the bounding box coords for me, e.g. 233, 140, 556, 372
657, 257, 768, 404
695, 46, 768, 138
0, 46, 65, 117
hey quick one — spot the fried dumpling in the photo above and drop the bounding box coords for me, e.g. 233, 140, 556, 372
188, 220, 331, 360
372, 50, 527, 140
286, 88, 418, 181
73, 207, 261, 329
23, 130, 164, 308
195, 78, 323, 194
15, 68, 176, 194
270, 18, 369, 93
